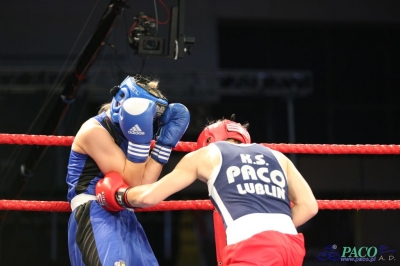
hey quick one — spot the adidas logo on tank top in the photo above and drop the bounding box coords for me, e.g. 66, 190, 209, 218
128, 124, 145, 135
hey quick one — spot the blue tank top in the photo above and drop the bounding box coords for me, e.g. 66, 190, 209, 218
66, 112, 128, 202
209, 142, 292, 227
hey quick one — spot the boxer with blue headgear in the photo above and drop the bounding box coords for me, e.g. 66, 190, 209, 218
66, 74, 189, 266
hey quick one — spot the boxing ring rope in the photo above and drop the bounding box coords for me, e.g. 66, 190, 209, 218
1, 199, 400, 212
1, 133, 400, 265
2, 133, 400, 154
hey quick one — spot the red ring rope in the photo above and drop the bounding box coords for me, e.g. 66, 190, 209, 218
1, 199, 399, 212
1, 133, 400, 154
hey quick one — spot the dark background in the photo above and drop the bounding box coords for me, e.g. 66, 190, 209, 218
1, 0, 400, 265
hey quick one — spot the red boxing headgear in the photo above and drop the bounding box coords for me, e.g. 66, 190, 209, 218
196, 120, 251, 148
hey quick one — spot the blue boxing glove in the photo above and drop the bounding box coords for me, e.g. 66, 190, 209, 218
119, 97, 156, 163
151, 103, 190, 164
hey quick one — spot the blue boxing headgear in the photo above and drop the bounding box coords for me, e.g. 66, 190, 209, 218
110, 76, 168, 124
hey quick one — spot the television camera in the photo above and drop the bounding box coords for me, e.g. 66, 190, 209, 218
128, 0, 195, 59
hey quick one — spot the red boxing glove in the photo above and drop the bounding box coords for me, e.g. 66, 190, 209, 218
95, 172, 132, 212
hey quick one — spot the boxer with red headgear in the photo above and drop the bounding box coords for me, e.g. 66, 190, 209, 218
96, 114, 318, 266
